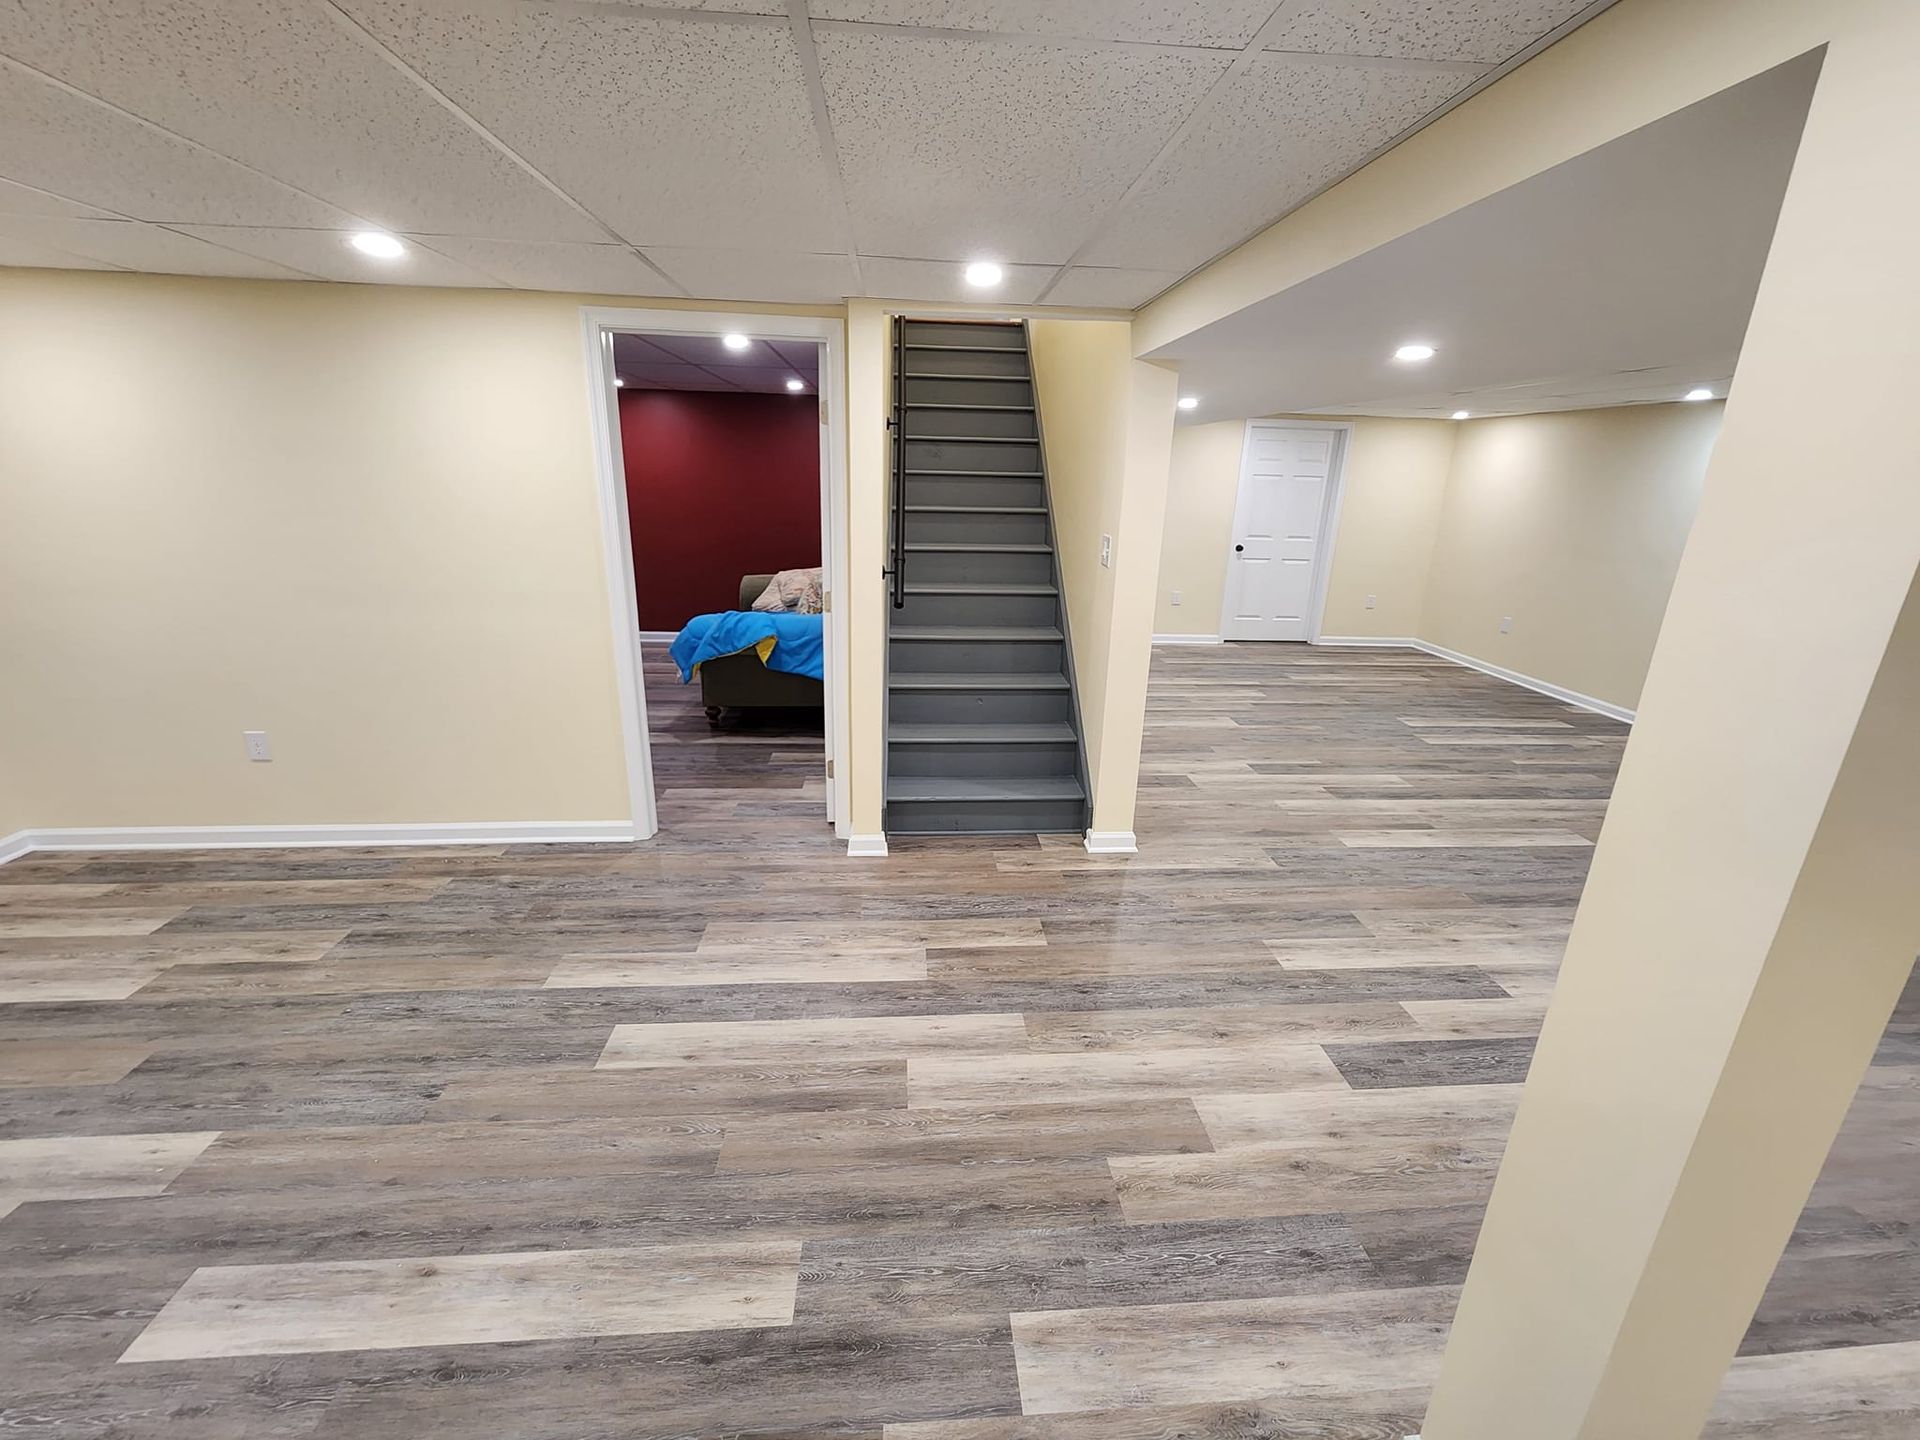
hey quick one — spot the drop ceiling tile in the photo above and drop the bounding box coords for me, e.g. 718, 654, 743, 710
643, 333, 800, 368
168, 227, 502, 286
0, 231, 123, 270
818, 29, 1229, 264
1043, 265, 1185, 308
1082, 55, 1465, 272
0, 64, 343, 227
0, 1, 604, 241
810, 0, 1277, 48
343, 2, 843, 252
858, 256, 1055, 304
0, 216, 308, 278
644, 248, 861, 304
0, 176, 118, 220
1262, 0, 1596, 64
413, 236, 667, 294
616, 361, 718, 385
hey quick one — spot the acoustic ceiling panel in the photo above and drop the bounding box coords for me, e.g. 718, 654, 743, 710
344, 1, 845, 253
1264, 0, 1600, 64
168, 226, 503, 286
817, 28, 1228, 263
810, 0, 1277, 48
0, 215, 308, 278
0, 0, 602, 240
1082, 54, 1466, 273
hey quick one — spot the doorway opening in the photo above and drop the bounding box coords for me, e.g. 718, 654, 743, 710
1220, 420, 1350, 642
581, 307, 850, 842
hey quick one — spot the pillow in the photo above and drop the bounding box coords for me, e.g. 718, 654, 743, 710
753, 567, 823, 614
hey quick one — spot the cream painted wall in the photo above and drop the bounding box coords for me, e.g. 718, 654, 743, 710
1150, 420, 1244, 637
0, 269, 845, 834
1153, 415, 1454, 639
1151, 404, 1716, 711
1424, 402, 1723, 709
1028, 319, 1175, 838
844, 299, 889, 840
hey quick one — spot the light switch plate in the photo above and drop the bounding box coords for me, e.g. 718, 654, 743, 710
243, 730, 272, 762
1100, 534, 1112, 568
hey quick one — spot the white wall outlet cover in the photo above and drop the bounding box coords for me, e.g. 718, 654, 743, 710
243, 730, 272, 762
1500, 615, 1514, 633
1365, 593, 1377, 609
1170, 590, 1182, 606
1099, 533, 1113, 568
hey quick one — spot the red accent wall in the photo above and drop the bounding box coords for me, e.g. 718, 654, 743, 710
618, 389, 821, 630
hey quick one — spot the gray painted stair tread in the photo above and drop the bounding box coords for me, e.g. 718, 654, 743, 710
905, 542, 1050, 553
907, 402, 1037, 411
889, 672, 1070, 690
907, 468, 1044, 477
903, 342, 1027, 352
903, 370, 1031, 379
905, 505, 1048, 515
890, 627, 1063, 641
886, 777, 1085, 803
904, 434, 1036, 443
890, 723, 1078, 744
905, 582, 1057, 595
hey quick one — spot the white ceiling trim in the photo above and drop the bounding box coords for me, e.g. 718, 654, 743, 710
314, 0, 689, 296
783, 0, 865, 296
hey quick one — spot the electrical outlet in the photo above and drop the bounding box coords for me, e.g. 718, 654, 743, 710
1100, 534, 1113, 568
1364, 593, 1377, 610
1170, 589, 1182, 607
1500, 615, 1514, 634
243, 730, 272, 762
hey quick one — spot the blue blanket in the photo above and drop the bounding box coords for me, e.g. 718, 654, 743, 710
669, 610, 824, 684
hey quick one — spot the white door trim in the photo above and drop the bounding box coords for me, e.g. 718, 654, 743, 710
1218, 419, 1352, 643
580, 305, 852, 842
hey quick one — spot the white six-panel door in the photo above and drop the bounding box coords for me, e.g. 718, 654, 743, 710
1221, 423, 1343, 642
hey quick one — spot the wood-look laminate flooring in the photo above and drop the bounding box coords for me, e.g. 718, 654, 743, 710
3, 644, 1915, 1437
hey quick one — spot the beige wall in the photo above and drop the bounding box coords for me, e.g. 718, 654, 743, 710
1028, 319, 1175, 838
1154, 415, 1453, 640
0, 269, 841, 834
844, 299, 889, 840
1424, 402, 1722, 709
1152, 404, 1717, 710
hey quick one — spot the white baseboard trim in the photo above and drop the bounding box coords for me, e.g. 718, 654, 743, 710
0, 820, 636, 864
1083, 829, 1139, 855
1310, 635, 1633, 723
846, 833, 889, 858
1151, 633, 1223, 645
1412, 641, 1636, 724
636, 629, 678, 643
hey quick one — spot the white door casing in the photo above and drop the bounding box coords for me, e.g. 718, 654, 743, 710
1221, 422, 1346, 642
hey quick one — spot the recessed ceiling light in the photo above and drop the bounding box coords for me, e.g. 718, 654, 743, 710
1394, 343, 1436, 363
1451, 410, 1470, 420
1176, 396, 1199, 411
722, 332, 751, 352
963, 260, 1004, 288
349, 231, 405, 260
1683, 386, 1714, 401
785, 377, 805, 392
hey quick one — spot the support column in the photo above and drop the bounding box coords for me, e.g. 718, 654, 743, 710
1421, 8, 1920, 1437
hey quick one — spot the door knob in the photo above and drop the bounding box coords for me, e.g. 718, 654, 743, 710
1234, 544, 1245, 552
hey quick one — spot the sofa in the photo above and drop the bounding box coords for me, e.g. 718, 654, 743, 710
697, 573, 826, 724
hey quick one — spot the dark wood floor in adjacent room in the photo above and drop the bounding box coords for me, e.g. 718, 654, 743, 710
2, 644, 1915, 1437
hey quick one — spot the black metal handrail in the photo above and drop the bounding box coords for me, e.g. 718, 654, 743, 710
886, 315, 907, 608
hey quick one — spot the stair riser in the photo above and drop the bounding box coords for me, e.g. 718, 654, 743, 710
895, 591, 1059, 627
905, 511, 1049, 545
888, 688, 1074, 725
890, 638, 1063, 673
884, 799, 1087, 835
904, 375, 1033, 407
902, 321, 1024, 349
907, 476, 1046, 508
902, 348, 1030, 379
908, 549, 1053, 586
904, 407, 1037, 441
887, 743, 1080, 780
906, 439, 1042, 474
